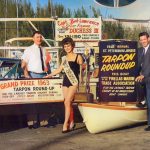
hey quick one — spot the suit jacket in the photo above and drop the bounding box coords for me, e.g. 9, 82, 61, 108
137, 47, 144, 76
141, 45, 150, 78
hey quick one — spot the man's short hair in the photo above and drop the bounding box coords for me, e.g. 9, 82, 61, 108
32, 31, 42, 37
61, 37, 75, 48
139, 32, 149, 39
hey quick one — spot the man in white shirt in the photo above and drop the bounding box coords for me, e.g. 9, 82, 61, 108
22, 31, 47, 78
21, 31, 50, 129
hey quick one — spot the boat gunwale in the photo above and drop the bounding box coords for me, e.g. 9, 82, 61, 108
78, 103, 146, 111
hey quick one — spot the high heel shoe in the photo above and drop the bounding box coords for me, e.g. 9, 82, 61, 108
62, 129, 70, 133
62, 124, 70, 134
69, 122, 76, 130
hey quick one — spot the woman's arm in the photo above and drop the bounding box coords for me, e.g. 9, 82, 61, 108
77, 54, 84, 83
45, 63, 63, 78
77, 54, 83, 65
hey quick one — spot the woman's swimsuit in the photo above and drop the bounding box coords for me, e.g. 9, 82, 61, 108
62, 54, 80, 87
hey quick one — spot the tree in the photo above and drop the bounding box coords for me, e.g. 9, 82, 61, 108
74, 7, 88, 18
102, 21, 124, 39
91, 7, 101, 18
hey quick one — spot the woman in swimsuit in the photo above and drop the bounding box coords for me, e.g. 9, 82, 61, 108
45, 37, 83, 133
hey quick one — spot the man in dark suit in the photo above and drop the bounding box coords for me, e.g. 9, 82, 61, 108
136, 35, 147, 108
135, 32, 150, 131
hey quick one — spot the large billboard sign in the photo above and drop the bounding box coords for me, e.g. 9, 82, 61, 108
55, 18, 101, 41
0, 79, 64, 105
99, 40, 138, 102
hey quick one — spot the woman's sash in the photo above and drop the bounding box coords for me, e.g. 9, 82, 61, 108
62, 56, 78, 86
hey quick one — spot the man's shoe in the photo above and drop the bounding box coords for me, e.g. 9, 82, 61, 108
136, 102, 146, 108
32, 123, 39, 129
46, 123, 56, 128
28, 125, 33, 129
144, 126, 150, 131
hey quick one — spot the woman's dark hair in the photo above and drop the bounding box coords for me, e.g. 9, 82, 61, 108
61, 37, 75, 48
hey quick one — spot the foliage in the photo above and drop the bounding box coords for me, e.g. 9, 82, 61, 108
103, 21, 124, 39
74, 7, 88, 18
91, 7, 101, 18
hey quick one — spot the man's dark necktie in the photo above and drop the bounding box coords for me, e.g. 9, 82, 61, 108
142, 48, 145, 58
141, 48, 145, 67
143, 48, 146, 55
39, 47, 45, 71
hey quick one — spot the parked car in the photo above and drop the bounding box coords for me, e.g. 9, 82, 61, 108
0, 57, 24, 79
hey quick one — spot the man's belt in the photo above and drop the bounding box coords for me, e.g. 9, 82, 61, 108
29, 71, 47, 75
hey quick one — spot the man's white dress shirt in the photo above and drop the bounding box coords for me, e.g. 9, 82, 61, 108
22, 43, 46, 73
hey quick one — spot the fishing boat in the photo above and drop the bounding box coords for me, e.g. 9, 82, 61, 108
78, 102, 147, 133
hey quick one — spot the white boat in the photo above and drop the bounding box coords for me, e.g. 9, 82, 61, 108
78, 103, 147, 133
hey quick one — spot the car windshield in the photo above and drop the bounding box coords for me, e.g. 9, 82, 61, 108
0, 58, 23, 79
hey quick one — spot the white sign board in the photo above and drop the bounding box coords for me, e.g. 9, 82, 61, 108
55, 18, 101, 41
0, 79, 64, 105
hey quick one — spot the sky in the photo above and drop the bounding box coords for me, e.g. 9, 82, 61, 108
29, 0, 150, 20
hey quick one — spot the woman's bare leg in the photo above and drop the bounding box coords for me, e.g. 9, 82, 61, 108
62, 86, 69, 131
69, 106, 74, 127
62, 85, 77, 131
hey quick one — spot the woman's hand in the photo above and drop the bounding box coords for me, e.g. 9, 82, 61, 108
79, 78, 84, 85
44, 74, 52, 78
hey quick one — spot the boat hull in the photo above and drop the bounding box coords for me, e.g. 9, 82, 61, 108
78, 103, 147, 133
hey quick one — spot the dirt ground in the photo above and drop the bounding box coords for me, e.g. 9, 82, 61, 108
0, 122, 150, 150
